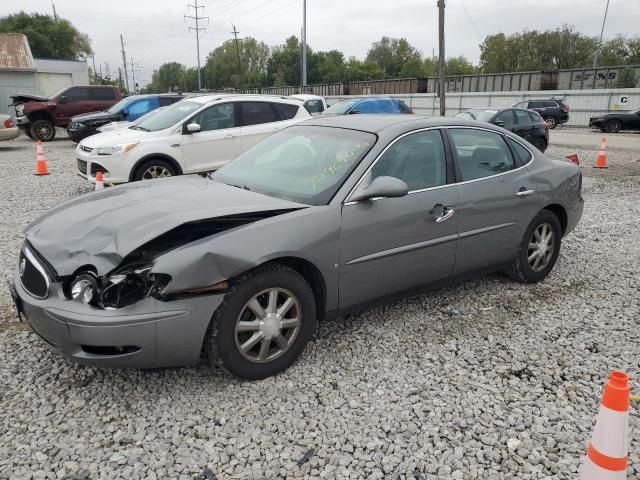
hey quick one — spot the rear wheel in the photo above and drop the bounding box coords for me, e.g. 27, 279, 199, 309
205, 264, 317, 380
133, 159, 177, 181
530, 136, 547, 152
604, 119, 622, 133
506, 210, 562, 283
544, 116, 558, 129
30, 119, 56, 141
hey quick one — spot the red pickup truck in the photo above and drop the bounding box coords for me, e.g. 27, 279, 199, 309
11, 85, 121, 141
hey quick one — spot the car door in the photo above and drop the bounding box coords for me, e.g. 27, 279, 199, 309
512, 109, 535, 142
493, 109, 516, 132
181, 102, 242, 172
446, 127, 540, 274
57, 87, 91, 123
238, 101, 281, 152
339, 129, 459, 308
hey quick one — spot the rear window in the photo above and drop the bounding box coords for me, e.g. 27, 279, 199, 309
272, 103, 300, 120
241, 102, 278, 126
304, 100, 324, 113
514, 109, 530, 124
92, 88, 116, 101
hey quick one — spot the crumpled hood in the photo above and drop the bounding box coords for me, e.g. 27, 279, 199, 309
25, 176, 306, 276
10, 93, 48, 104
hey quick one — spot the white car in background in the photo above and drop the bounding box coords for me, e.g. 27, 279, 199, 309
76, 95, 311, 183
289, 94, 328, 114
0, 114, 20, 142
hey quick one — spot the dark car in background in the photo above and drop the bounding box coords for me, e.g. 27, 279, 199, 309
324, 97, 414, 115
589, 108, 640, 133
66, 94, 185, 143
11, 85, 121, 141
512, 99, 569, 129
455, 108, 549, 152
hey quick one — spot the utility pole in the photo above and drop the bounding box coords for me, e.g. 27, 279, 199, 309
118, 67, 123, 91
91, 55, 98, 83
231, 24, 243, 91
301, 0, 307, 86
437, 0, 446, 116
120, 34, 130, 93
52, 2, 58, 20
185, 0, 209, 91
130, 58, 141, 93
593, 0, 611, 67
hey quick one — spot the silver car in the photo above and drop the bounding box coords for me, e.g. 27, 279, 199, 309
11, 116, 583, 380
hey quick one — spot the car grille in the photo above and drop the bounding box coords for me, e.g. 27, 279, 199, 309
77, 159, 87, 174
19, 248, 50, 299
80, 145, 93, 153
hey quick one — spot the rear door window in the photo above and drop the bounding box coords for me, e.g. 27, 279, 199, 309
506, 137, 533, 165
449, 128, 516, 181
514, 109, 530, 125
528, 111, 543, 122
272, 103, 300, 120
65, 87, 90, 102
355, 101, 376, 114
91, 88, 116, 101
240, 102, 278, 126
543, 101, 558, 108
528, 101, 544, 109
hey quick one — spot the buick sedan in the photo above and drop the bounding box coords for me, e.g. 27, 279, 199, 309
11, 115, 583, 380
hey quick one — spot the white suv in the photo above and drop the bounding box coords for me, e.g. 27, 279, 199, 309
75, 94, 311, 183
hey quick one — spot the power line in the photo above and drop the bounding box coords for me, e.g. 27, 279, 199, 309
459, 0, 482, 41
236, 0, 299, 27
185, 0, 209, 91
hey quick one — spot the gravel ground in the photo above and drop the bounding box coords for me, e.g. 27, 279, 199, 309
0, 131, 639, 479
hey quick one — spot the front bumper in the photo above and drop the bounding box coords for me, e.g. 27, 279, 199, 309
67, 126, 95, 143
589, 118, 604, 128
75, 148, 131, 184
0, 126, 20, 141
12, 268, 224, 369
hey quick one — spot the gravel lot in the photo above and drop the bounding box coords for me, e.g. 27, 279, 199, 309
1, 130, 639, 479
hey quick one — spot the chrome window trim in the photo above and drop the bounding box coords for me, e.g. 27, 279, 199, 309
20, 247, 50, 300
344, 125, 534, 205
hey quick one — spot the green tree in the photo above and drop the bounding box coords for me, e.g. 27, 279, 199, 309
310, 50, 346, 84
597, 35, 628, 66
344, 57, 385, 82
147, 62, 189, 92
366, 37, 422, 78
0, 11, 92, 60
204, 37, 270, 89
616, 66, 638, 88
445, 56, 478, 75
267, 36, 303, 86
626, 37, 640, 64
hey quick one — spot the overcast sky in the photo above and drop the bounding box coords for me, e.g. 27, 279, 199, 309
2, 0, 639, 86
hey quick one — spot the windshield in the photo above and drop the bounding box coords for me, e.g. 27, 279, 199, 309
455, 110, 497, 122
136, 100, 201, 132
324, 100, 356, 115
131, 106, 165, 125
212, 126, 376, 205
106, 97, 133, 114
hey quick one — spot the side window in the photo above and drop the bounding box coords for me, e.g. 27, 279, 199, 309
495, 110, 515, 128
513, 101, 527, 109
92, 88, 116, 101
515, 109, 530, 124
543, 101, 558, 108
241, 102, 277, 126
371, 130, 446, 191
191, 103, 236, 131
528, 101, 544, 109
528, 111, 542, 122
64, 88, 90, 102
127, 98, 158, 119
272, 103, 300, 120
449, 129, 515, 181
506, 137, 533, 165
304, 100, 324, 113
356, 101, 376, 114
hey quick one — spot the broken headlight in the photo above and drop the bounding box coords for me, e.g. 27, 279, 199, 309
69, 265, 171, 309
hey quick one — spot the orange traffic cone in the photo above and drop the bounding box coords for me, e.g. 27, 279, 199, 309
34, 140, 49, 175
95, 171, 104, 190
594, 136, 608, 169
579, 370, 630, 479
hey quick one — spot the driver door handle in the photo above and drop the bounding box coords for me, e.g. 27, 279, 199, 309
517, 188, 536, 197
430, 204, 455, 223
224, 133, 235, 139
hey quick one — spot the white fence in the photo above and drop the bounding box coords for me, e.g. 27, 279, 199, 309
325, 88, 640, 127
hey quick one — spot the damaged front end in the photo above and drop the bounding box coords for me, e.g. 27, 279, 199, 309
60, 210, 300, 310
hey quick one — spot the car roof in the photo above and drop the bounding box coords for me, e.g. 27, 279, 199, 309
303, 114, 502, 134
188, 94, 301, 105
290, 94, 325, 101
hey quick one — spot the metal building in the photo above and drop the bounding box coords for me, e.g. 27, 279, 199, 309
0, 33, 89, 115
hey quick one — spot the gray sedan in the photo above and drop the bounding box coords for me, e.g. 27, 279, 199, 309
11, 115, 583, 380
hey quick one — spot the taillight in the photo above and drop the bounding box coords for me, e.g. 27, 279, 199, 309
3, 118, 14, 128
565, 153, 579, 166
561, 106, 569, 113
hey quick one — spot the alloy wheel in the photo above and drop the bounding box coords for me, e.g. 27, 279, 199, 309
37, 124, 52, 139
235, 288, 302, 363
141, 166, 172, 180
545, 117, 557, 129
527, 223, 555, 272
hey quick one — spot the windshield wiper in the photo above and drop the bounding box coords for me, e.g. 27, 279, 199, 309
130, 125, 150, 131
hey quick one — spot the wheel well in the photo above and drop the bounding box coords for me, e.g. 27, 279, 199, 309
544, 204, 567, 235
28, 111, 54, 123
129, 154, 183, 181
266, 257, 327, 322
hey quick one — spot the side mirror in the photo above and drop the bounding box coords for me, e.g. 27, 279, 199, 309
493, 120, 505, 127
186, 122, 201, 133
59, 95, 68, 104
349, 176, 409, 203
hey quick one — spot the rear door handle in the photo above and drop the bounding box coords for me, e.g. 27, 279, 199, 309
430, 204, 455, 223
517, 188, 536, 197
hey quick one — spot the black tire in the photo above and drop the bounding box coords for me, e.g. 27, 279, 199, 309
23, 128, 33, 139
530, 136, 547, 152
506, 210, 562, 283
544, 116, 558, 129
205, 263, 317, 380
30, 119, 56, 141
604, 119, 622, 133
132, 158, 177, 181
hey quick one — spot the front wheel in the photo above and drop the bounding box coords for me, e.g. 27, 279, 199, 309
205, 264, 317, 380
506, 210, 562, 283
30, 119, 56, 141
604, 119, 622, 133
133, 158, 177, 181
544, 116, 558, 129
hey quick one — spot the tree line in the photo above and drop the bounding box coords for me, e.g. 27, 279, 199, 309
1, 12, 638, 92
